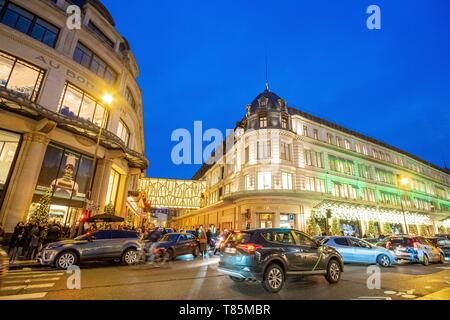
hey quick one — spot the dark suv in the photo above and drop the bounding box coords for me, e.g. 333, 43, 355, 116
38, 230, 144, 268
217, 228, 344, 293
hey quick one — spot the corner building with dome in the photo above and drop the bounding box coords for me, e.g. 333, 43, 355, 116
172, 86, 450, 237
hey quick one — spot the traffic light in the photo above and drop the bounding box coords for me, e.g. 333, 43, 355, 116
80, 210, 90, 222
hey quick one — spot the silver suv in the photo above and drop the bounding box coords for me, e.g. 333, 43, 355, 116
38, 230, 144, 268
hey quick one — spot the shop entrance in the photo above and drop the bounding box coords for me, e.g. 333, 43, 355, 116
258, 213, 274, 229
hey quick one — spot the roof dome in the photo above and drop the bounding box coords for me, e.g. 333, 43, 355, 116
249, 88, 285, 114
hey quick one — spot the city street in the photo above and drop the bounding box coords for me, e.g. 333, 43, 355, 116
1, 255, 449, 300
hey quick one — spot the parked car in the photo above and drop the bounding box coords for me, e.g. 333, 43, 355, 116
152, 232, 200, 260
363, 238, 380, 244
322, 236, 396, 267
383, 235, 445, 265
38, 230, 145, 269
427, 236, 450, 261
0, 248, 8, 287
217, 228, 344, 293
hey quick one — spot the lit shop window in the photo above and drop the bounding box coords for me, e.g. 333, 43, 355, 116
105, 168, 121, 207
0, 2, 59, 47
59, 83, 108, 127
0, 50, 44, 101
257, 172, 272, 190
281, 172, 293, 190
117, 120, 130, 146
0, 130, 20, 200
35, 144, 94, 201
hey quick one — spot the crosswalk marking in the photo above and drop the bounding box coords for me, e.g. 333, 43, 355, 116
0, 292, 48, 300
1, 283, 55, 291
6, 272, 63, 279
3, 277, 60, 284
0, 268, 64, 300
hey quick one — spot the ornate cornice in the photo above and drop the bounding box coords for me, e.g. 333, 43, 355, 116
0, 88, 148, 170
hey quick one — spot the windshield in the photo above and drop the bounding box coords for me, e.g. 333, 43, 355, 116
74, 233, 92, 241
161, 234, 180, 242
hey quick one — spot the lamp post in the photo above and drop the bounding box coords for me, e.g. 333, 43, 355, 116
399, 177, 409, 235
78, 93, 113, 235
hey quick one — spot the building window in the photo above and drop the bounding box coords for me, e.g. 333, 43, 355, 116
363, 188, 376, 202
303, 125, 308, 137
244, 146, 249, 164
304, 149, 324, 168
336, 136, 342, 147
0, 129, 20, 204
257, 140, 271, 160
328, 155, 355, 175
344, 139, 351, 150
358, 164, 372, 180
0, 50, 45, 101
303, 176, 325, 193
59, 83, 108, 127
327, 133, 333, 144
362, 145, 368, 155
313, 128, 319, 140
244, 174, 252, 190
35, 144, 94, 201
87, 20, 114, 48
355, 143, 361, 153
124, 87, 136, 110
0, 2, 59, 47
117, 120, 130, 146
281, 172, 293, 190
380, 191, 400, 206
280, 142, 292, 161
257, 172, 272, 190
331, 182, 358, 199
105, 168, 121, 207
375, 168, 395, 184
73, 42, 117, 85
281, 117, 288, 129
259, 116, 267, 128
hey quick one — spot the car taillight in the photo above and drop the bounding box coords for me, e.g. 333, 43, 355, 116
236, 243, 263, 254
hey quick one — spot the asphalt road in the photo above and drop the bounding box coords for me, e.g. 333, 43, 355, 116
1, 255, 449, 300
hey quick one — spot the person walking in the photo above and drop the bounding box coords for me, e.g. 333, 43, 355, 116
8, 222, 24, 254
27, 224, 41, 260
197, 225, 207, 257
145, 224, 161, 264
9, 227, 26, 262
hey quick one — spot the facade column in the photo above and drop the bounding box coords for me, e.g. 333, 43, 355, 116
0, 132, 50, 233
90, 159, 113, 214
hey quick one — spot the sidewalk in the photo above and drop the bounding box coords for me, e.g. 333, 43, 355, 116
1, 246, 42, 270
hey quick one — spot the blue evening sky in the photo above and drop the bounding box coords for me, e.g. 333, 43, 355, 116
103, 0, 450, 179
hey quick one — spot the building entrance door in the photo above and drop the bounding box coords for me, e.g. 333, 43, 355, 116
258, 213, 274, 229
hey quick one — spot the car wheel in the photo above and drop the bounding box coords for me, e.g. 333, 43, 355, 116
377, 254, 391, 267
165, 249, 174, 261
192, 246, 200, 257
262, 264, 285, 293
439, 254, 445, 264
325, 259, 341, 284
229, 276, 245, 282
56, 251, 77, 269
122, 248, 138, 265
422, 254, 429, 266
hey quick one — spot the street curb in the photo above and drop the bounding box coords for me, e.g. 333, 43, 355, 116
8, 262, 43, 270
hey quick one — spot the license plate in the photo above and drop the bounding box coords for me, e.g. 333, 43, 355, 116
225, 247, 236, 254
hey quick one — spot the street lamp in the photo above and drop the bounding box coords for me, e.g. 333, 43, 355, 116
399, 176, 409, 235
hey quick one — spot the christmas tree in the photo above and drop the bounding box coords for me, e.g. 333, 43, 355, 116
306, 214, 321, 236
382, 222, 392, 235
367, 221, 377, 237
29, 188, 52, 225
331, 218, 341, 235
104, 202, 115, 215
